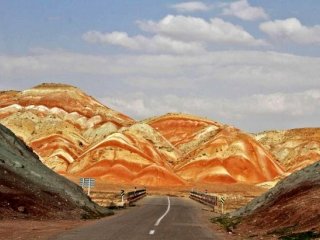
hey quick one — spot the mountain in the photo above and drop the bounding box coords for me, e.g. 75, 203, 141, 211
255, 128, 320, 172
0, 123, 112, 219
0, 85, 285, 186
147, 113, 284, 184
0, 85, 184, 186
231, 161, 320, 236
0, 83, 134, 172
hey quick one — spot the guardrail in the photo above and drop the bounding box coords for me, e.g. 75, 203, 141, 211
189, 191, 218, 207
126, 189, 147, 205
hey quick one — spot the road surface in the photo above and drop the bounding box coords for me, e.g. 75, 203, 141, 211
51, 196, 219, 240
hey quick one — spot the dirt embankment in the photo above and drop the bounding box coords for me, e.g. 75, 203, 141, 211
0, 123, 112, 220
213, 161, 320, 239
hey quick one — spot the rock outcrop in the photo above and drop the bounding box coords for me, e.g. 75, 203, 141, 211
0, 123, 112, 219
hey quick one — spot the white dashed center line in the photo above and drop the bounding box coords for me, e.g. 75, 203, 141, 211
148, 196, 171, 236
155, 196, 171, 226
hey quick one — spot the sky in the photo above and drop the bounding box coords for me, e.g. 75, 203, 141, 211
0, 0, 320, 132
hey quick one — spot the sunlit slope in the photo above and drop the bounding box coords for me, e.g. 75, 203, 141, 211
68, 123, 185, 186
255, 128, 320, 172
0, 83, 134, 172
147, 113, 284, 184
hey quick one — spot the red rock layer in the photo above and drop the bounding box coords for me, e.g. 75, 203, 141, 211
0, 83, 133, 127
174, 127, 284, 184
0, 83, 134, 172
147, 113, 223, 148
147, 114, 284, 184
68, 123, 185, 186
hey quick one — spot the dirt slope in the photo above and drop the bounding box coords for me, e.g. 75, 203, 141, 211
232, 161, 320, 236
0, 123, 112, 219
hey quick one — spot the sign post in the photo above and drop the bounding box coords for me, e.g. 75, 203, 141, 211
120, 190, 125, 203
79, 178, 96, 196
220, 196, 225, 214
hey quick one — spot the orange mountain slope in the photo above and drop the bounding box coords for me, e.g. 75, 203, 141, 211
146, 113, 223, 153
255, 128, 320, 172
0, 83, 134, 172
146, 114, 285, 184
67, 123, 185, 186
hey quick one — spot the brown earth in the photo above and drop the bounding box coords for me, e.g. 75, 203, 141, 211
0, 123, 112, 220
228, 161, 320, 239
0, 219, 86, 240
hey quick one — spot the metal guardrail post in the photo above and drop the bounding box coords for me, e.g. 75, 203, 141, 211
125, 188, 147, 205
189, 191, 218, 210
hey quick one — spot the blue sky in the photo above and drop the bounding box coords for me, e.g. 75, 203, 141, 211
1, 0, 320, 132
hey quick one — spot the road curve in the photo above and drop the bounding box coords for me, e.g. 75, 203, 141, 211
51, 196, 219, 240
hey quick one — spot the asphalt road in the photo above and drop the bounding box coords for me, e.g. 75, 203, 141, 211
51, 196, 219, 240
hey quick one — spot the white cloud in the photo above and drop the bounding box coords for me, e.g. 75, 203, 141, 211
232, 90, 320, 116
138, 15, 266, 46
83, 31, 139, 49
260, 18, 320, 44
100, 89, 320, 131
1, 49, 319, 90
84, 15, 267, 52
83, 31, 204, 54
1, 49, 320, 131
169, 1, 210, 12
107, 88, 320, 132
222, 0, 268, 21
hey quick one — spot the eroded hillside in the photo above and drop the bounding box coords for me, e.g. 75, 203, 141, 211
255, 128, 320, 172
0, 84, 286, 186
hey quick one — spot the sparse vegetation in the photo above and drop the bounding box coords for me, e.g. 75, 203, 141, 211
211, 215, 242, 232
